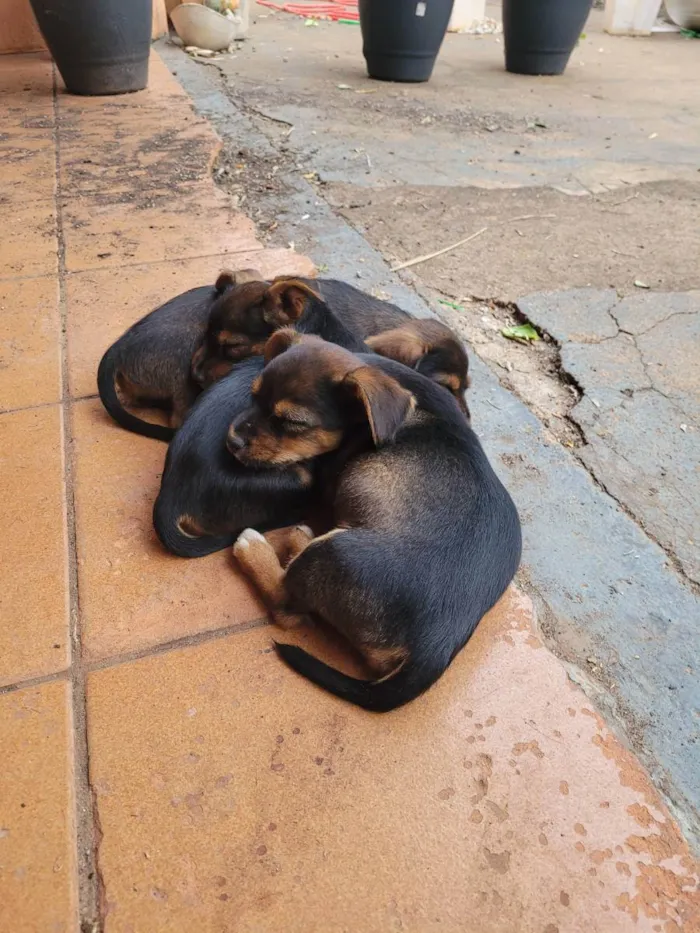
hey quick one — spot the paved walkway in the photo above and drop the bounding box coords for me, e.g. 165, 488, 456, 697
0, 52, 698, 933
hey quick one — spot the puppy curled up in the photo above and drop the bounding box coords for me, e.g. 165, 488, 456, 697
153, 357, 316, 558
190, 275, 409, 389
193, 274, 471, 415
154, 294, 371, 557
97, 269, 260, 441
232, 331, 521, 711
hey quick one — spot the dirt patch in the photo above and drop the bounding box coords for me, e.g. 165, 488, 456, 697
421, 290, 584, 446
213, 141, 296, 235
326, 180, 700, 301
231, 75, 528, 137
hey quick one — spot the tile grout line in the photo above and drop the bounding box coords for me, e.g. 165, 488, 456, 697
0, 668, 71, 696
0, 617, 270, 698
0, 246, 269, 285
0, 394, 99, 418
52, 71, 104, 933
84, 616, 271, 674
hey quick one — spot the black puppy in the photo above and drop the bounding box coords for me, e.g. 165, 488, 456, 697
155, 306, 369, 557
232, 332, 522, 711
97, 269, 258, 441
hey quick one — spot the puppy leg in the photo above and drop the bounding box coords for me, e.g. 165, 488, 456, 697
233, 529, 305, 630
264, 524, 314, 567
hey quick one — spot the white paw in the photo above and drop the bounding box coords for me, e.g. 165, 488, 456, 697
234, 527, 266, 552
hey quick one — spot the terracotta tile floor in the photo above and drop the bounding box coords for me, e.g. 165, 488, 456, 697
0, 51, 698, 933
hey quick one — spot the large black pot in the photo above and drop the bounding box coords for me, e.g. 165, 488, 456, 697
502, 0, 593, 76
29, 0, 151, 96
359, 0, 455, 83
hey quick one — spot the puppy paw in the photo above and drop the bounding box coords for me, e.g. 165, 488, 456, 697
234, 528, 280, 578
296, 525, 314, 538
234, 528, 266, 552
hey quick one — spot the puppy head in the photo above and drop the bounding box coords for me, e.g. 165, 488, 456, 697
191, 277, 320, 387
367, 319, 471, 419
226, 331, 415, 467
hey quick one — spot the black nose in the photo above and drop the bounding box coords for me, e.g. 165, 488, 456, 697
226, 427, 245, 453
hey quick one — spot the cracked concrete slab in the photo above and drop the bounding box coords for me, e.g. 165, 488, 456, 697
519, 289, 700, 584
517, 289, 620, 345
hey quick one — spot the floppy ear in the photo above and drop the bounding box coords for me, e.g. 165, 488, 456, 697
261, 279, 320, 326
264, 327, 302, 363
215, 268, 264, 294
343, 366, 415, 447
366, 327, 425, 369
215, 270, 236, 294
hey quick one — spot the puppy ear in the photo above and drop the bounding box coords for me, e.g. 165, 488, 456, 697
261, 279, 320, 327
215, 268, 263, 294
215, 270, 236, 294
264, 327, 302, 363
343, 366, 415, 447
366, 327, 425, 369
214, 269, 265, 295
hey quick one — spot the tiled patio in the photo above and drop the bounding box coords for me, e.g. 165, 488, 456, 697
0, 51, 698, 933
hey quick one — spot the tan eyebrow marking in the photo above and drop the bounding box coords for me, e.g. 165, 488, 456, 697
436, 373, 461, 392
273, 400, 316, 423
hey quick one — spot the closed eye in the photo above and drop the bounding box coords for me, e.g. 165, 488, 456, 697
224, 342, 251, 360
270, 414, 312, 433
282, 418, 311, 433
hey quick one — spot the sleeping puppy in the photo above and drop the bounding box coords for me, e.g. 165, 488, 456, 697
154, 303, 370, 557
153, 358, 315, 557
191, 274, 410, 389
191, 277, 364, 388
231, 332, 521, 711
192, 276, 472, 418
366, 318, 471, 419
97, 268, 259, 441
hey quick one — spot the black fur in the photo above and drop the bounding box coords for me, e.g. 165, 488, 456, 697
97, 280, 230, 442
309, 278, 409, 336
153, 358, 315, 557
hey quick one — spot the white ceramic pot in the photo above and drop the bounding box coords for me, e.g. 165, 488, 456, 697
665, 0, 700, 28
170, 3, 237, 50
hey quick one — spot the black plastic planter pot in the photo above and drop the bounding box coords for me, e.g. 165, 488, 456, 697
29, 0, 151, 96
359, 0, 455, 83
502, 0, 592, 76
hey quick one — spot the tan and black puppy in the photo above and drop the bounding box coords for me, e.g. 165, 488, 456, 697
154, 302, 370, 557
191, 277, 322, 387
191, 275, 412, 388
231, 332, 521, 711
366, 318, 471, 419
153, 358, 316, 557
97, 269, 258, 441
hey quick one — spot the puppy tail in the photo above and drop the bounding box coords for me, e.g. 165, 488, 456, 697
97, 347, 175, 443
273, 643, 445, 712
152, 495, 235, 558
